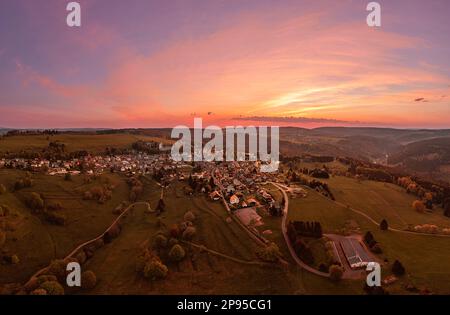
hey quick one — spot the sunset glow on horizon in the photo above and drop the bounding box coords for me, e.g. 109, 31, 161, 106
1, 0, 449, 129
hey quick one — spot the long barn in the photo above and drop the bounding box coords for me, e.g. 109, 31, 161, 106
340, 238, 371, 269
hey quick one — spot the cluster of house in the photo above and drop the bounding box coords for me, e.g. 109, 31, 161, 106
200, 161, 283, 215
0, 153, 191, 179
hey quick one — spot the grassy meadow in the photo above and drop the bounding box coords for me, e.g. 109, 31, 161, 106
0, 169, 132, 283
0, 133, 171, 155
288, 184, 450, 294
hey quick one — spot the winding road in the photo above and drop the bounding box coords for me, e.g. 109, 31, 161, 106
271, 182, 330, 278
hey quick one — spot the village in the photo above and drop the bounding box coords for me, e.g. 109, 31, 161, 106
0, 145, 287, 220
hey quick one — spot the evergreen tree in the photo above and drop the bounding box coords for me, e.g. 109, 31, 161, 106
380, 219, 388, 231
392, 260, 405, 276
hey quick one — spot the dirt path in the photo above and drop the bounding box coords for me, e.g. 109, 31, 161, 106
23, 200, 154, 287
270, 182, 330, 278
181, 240, 277, 267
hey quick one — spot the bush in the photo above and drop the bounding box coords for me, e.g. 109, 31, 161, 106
26, 192, 44, 212
37, 275, 58, 286
81, 270, 97, 290
169, 224, 181, 238
182, 226, 196, 240
168, 237, 179, 248
0, 184, 6, 194
370, 243, 383, 254
380, 219, 388, 231
103, 223, 121, 243
413, 224, 439, 234
184, 211, 196, 222
10, 254, 20, 264
318, 263, 329, 273
64, 173, 72, 181
168, 244, 186, 262
143, 259, 168, 280
364, 231, 378, 247
48, 259, 67, 281
154, 234, 168, 249
45, 211, 66, 226
329, 264, 344, 281
293, 239, 314, 265
412, 200, 425, 213
76, 251, 87, 264
40, 281, 64, 295
256, 243, 281, 263
392, 260, 405, 276
47, 202, 62, 211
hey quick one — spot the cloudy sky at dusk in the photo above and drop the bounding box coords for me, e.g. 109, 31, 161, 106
0, 0, 449, 129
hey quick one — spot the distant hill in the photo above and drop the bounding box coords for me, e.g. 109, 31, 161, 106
388, 137, 450, 173
3, 126, 450, 182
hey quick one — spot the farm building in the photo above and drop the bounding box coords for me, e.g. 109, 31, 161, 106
340, 238, 371, 269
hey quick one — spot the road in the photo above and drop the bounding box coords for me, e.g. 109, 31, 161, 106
271, 182, 330, 278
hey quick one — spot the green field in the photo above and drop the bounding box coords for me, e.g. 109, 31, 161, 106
288, 184, 450, 294
326, 176, 450, 230
0, 169, 135, 283
0, 133, 170, 155
83, 181, 311, 294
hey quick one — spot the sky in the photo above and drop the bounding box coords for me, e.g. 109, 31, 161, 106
0, 0, 449, 129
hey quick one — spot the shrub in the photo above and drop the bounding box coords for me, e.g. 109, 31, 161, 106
45, 211, 66, 226
48, 259, 67, 281
182, 226, 196, 240
11, 254, 20, 264
370, 243, 383, 254
293, 239, 314, 265
81, 270, 97, 290
364, 231, 377, 247
76, 251, 87, 264
40, 281, 64, 295
168, 237, 179, 247
103, 223, 121, 243
168, 244, 186, 262
64, 173, 72, 181
26, 192, 44, 212
392, 260, 405, 276
256, 243, 281, 263
169, 224, 181, 238
47, 202, 62, 211
37, 275, 58, 286
380, 219, 388, 231
0, 184, 6, 194
413, 224, 439, 234
318, 263, 329, 273
156, 198, 165, 212
329, 264, 344, 281
143, 259, 168, 280
184, 211, 196, 222
154, 234, 168, 249
412, 200, 425, 213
